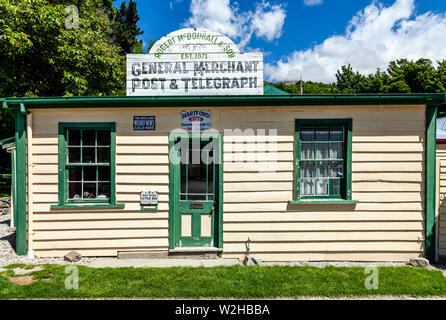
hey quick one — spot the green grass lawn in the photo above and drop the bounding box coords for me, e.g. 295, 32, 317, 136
1, 264, 446, 299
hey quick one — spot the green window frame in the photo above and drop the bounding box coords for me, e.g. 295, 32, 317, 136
58, 123, 116, 205
294, 119, 352, 201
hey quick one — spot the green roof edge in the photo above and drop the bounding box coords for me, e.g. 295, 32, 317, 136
2, 93, 446, 109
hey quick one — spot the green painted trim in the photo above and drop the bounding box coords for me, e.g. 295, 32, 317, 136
217, 132, 223, 249
58, 123, 116, 206
0, 136, 14, 145
50, 204, 125, 209
14, 111, 27, 255
168, 136, 177, 250
1, 99, 7, 109
19, 103, 29, 115
289, 200, 359, 205
3, 94, 446, 109
425, 104, 437, 261
140, 205, 159, 211
294, 119, 353, 201
11, 148, 17, 230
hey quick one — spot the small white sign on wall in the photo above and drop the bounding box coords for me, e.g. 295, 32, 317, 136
140, 191, 158, 205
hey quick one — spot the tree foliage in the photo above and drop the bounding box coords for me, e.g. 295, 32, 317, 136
273, 58, 446, 95
0, 0, 143, 170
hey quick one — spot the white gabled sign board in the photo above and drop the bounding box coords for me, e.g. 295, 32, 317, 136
127, 28, 263, 96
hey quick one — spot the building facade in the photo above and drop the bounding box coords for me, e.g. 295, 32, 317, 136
1, 94, 444, 261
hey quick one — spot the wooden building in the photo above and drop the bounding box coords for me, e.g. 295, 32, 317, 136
1, 93, 445, 262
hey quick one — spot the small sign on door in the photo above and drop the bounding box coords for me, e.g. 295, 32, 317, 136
141, 191, 158, 205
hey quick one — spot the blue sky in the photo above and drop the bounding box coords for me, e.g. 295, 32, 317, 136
115, 0, 446, 83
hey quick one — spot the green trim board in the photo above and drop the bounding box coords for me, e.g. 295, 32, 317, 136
14, 110, 27, 255
294, 119, 353, 201
2, 94, 446, 110
0, 136, 15, 149
140, 205, 159, 211
58, 123, 116, 206
50, 204, 125, 209
289, 200, 358, 205
425, 104, 437, 261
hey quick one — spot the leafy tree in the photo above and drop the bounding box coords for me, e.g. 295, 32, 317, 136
272, 81, 334, 95
386, 58, 444, 93
113, 0, 144, 54
0, 0, 144, 173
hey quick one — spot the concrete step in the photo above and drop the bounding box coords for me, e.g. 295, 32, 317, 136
118, 248, 222, 260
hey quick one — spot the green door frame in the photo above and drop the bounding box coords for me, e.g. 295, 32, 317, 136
168, 132, 223, 250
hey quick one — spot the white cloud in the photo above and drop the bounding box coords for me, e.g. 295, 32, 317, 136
304, 0, 323, 6
183, 0, 286, 49
265, 0, 446, 83
252, 2, 286, 41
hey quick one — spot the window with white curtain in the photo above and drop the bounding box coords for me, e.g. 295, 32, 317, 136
295, 119, 352, 200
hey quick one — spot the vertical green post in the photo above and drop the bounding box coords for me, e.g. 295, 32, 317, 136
14, 110, 27, 256
11, 148, 17, 229
425, 104, 437, 261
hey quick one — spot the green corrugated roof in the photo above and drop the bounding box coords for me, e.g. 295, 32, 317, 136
263, 84, 292, 95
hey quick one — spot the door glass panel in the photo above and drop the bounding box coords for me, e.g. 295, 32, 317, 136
180, 139, 214, 201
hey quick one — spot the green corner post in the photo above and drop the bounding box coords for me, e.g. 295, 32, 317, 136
425, 103, 437, 262
14, 109, 27, 255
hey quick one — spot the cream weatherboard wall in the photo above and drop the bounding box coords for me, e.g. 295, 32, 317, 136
29, 105, 426, 261
436, 145, 446, 260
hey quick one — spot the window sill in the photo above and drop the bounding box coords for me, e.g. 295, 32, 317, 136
50, 203, 125, 209
289, 200, 359, 205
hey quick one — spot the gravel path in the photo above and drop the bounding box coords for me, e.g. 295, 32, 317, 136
0, 211, 94, 267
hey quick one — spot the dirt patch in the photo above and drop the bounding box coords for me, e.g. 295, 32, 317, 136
2, 274, 35, 285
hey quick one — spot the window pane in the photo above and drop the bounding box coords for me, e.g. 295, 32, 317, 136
68, 147, 81, 163
83, 183, 96, 199
68, 182, 82, 199
330, 163, 344, 178
68, 130, 81, 146
301, 178, 314, 196
68, 167, 82, 182
83, 130, 96, 146
98, 166, 110, 181
83, 166, 96, 182
97, 147, 110, 163
315, 163, 328, 177
82, 147, 95, 163
332, 179, 340, 196
330, 142, 343, 159
315, 178, 329, 195
301, 130, 314, 141
97, 130, 111, 146
187, 163, 207, 200
97, 183, 110, 199
330, 130, 343, 141
315, 130, 329, 141
315, 143, 329, 159
300, 163, 314, 178
301, 143, 314, 160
